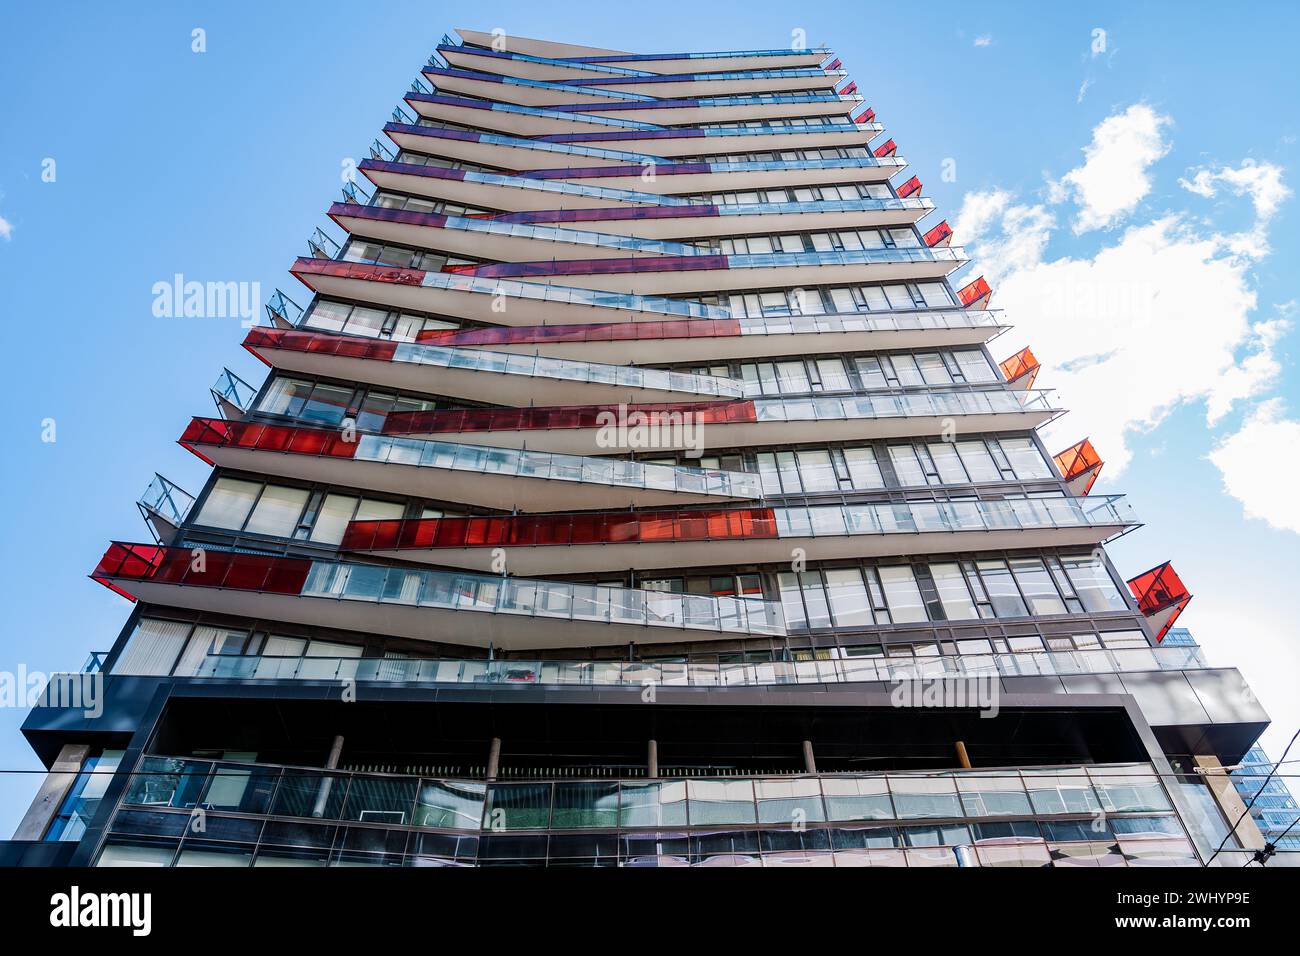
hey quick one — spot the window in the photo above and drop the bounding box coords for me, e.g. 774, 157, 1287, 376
878, 566, 927, 623
1009, 558, 1067, 616
929, 563, 978, 620
243, 485, 309, 537
1061, 555, 1127, 612
824, 568, 874, 626
975, 560, 1029, 617
195, 478, 260, 530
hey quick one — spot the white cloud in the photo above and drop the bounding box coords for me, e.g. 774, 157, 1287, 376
1049, 104, 1172, 233
955, 105, 1291, 476
1208, 399, 1300, 534
1076, 78, 1092, 104
0, 215, 12, 241
1179, 159, 1291, 221
974, 35, 993, 47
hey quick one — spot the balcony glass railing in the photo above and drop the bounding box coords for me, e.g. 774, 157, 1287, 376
517, 156, 907, 182
148, 645, 1209, 686
345, 495, 1137, 554
415, 310, 1001, 349
302, 562, 784, 635
752, 387, 1059, 423
210, 368, 256, 413
248, 328, 744, 396
361, 159, 701, 208
338, 203, 711, 257
548, 92, 857, 114
386, 122, 669, 168
137, 474, 194, 526
353, 434, 762, 498
408, 93, 665, 131
428, 67, 660, 102
544, 122, 876, 144
388, 342, 744, 397
383, 401, 752, 436
456, 246, 965, 281
91, 544, 786, 637
291, 258, 732, 320
565, 67, 840, 85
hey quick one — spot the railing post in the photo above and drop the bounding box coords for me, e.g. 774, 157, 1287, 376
311, 734, 345, 818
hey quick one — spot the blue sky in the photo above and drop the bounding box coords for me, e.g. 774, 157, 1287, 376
0, 1, 1297, 832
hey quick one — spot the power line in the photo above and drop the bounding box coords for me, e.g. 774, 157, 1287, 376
1207, 725, 1300, 867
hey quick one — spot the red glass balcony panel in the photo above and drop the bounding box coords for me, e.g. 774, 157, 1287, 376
291, 257, 426, 288
92, 542, 311, 600
998, 346, 1041, 389
839, 81, 858, 96
896, 175, 921, 199
179, 418, 361, 461
825, 58, 843, 71
873, 139, 897, 158
858, 106, 876, 124
1126, 562, 1193, 642
416, 318, 743, 347
957, 275, 992, 309
382, 400, 757, 436
922, 220, 953, 248
243, 328, 399, 365
1053, 438, 1104, 495
342, 507, 779, 552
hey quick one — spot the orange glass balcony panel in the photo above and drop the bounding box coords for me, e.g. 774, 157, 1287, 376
999, 346, 1040, 388
179, 417, 361, 461
957, 275, 992, 309
923, 220, 952, 247
1054, 438, 1104, 495
1126, 561, 1193, 641
383, 400, 755, 436
896, 175, 921, 199
92, 542, 312, 600
416, 318, 743, 347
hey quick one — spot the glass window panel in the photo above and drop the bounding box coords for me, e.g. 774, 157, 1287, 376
551, 782, 620, 829
1009, 558, 1067, 616
243, 485, 310, 537
823, 777, 893, 821
483, 783, 552, 830
687, 779, 757, 825
957, 774, 1032, 816
879, 566, 927, 623
889, 777, 963, 818
955, 441, 1000, 482
195, 478, 261, 530
1000, 437, 1053, 479
1062, 556, 1128, 612
309, 494, 358, 545
976, 560, 1029, 618
755, 778, 826, 825
1024, 770, 1102, 815
824, 568, 874, 627
929, 563, 978, 620
843, 447, 885, 489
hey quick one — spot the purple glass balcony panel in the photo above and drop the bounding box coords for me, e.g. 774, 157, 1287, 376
328, 202, 451, 231
342, 506, 779, 552
359, 159, 468, 183
488, 205, 719, 225
382, 400, 756, 436
533, 129, 709, 143
446, 254, 728, 279
519, 163, 712, 179
382, 122, 483, 145
416, 318, 743, 347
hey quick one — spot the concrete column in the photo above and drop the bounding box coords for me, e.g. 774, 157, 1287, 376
1195, 755, 1266, 851
647, 739, 659, 779
954, 740, 972, 770
486, 737, 502, 782
12, 743, 91, 840
311, 735, 345, 818
802, 739, 817, 774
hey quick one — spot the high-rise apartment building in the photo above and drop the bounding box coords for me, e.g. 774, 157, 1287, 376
3, 29, 1281, 868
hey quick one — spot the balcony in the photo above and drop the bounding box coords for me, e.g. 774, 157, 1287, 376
210, 367, 257, 419
442, 246, 968, 296
178, 417, 761, 511
999, 346, 1041, 390
327, 201, 710, 261
289, 257, 731, 327
519, 156, 909, 195
90, 543, 785, 650
379, 388, 1060, 455
414, 309, 1005, 364
242, 328, 744, 406
405, 91, 857, 136
1127, 562, 1193, 642
532, 122, 879, 158
484, 197, 937, 242
958, 275, 993, 310
136, 474, 194, 541
1054, 438, 1104, 495
442, 42, 833, 85
127, 643, 1214, 688
342, 495, 1140, 575
381, 123, 660, 171
359, 158, 687, 213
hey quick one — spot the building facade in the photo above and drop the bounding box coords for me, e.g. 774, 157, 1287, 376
4, 29, 1281, 868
